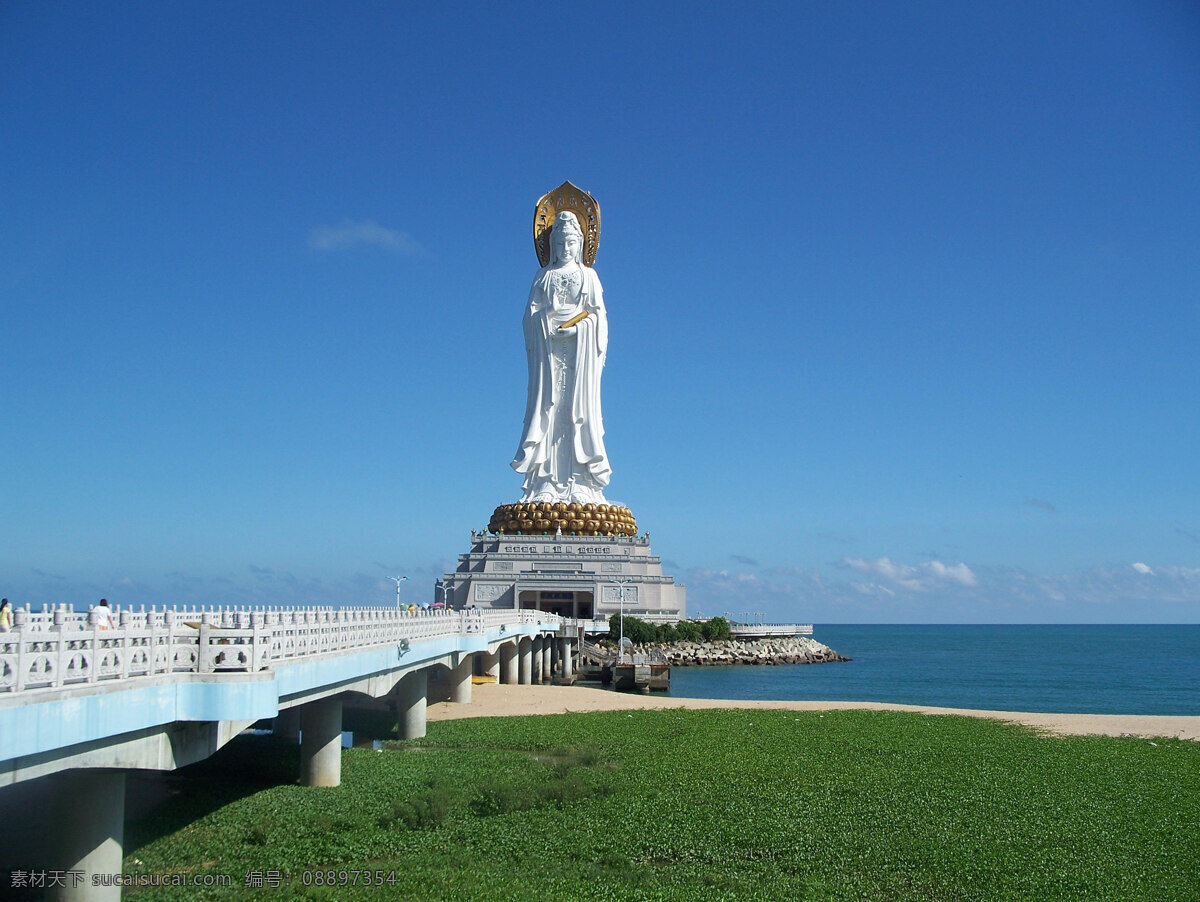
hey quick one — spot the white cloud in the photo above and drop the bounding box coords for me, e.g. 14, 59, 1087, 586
842, 556, 977, 591
927, 560, 978, 586
850, 582, 896, 598
682, 566, 828, 620
995, 563, 1200, 611
12, 557, 1193, 626
679, 559, 1199, 623
843, 556, 916, 586
308, 220, 425, 254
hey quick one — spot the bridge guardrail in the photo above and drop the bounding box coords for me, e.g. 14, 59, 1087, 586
0, 605, 605, 694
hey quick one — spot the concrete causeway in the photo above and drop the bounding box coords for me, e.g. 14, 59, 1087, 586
0, 603, 603, 900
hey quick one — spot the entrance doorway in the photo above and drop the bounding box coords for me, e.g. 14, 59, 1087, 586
519, 590, 594, 619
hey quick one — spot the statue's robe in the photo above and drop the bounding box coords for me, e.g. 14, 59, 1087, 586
511, 263, 611, 501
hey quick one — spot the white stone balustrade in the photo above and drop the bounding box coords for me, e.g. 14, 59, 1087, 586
0, 603, 601, 694
728, 623, 814, 638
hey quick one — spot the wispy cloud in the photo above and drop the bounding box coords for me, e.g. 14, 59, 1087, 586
8, 557, 1196, 624
678, 558, 1200, 624
926, 560, 978, 586
1026, 497, 1057, 513
372, 560, 451, 578
816, 532, 855, 545
730, 554, 759, 566
997, 563, 1200, 611
308, 220, 425, 255
102, 576, 154, 602
1175, 526, 1200, 545
850, 582, 896, 598
842, 556, 978, 590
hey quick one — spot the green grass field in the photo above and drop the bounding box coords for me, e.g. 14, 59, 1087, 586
124, 709, 1199, 901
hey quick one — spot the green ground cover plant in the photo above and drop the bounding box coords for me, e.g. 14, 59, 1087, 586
124, 709, 1199, 901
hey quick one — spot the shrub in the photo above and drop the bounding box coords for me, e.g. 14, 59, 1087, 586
609, 617, 729, 644
242, 821, 271, 847
470, 782, 530, 816
545, 745, 603, 770
380, 788, 451, 830
537, 773, 590, 806
607, 614, 657, 645
701, 616, 731, 641
675, 620, 703, 642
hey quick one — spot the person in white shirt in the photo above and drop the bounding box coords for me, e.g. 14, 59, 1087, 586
94, 598, 113, 631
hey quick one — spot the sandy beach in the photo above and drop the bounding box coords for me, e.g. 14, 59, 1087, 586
427, 682, 1200, 741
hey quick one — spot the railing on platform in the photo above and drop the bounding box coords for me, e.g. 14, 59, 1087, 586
0, 604, 604, 695
728, 623, 813, 638
629, 649, 668, 665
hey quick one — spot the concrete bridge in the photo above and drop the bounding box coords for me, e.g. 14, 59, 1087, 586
0, 603, 604, 900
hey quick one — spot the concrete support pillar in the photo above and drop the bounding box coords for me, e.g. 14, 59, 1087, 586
541, 638, 552, 683
396, 670, 428, 740
531, 637, 543, 683
47, 770, 126, 901
518, 638, 533, 685
300, 696, 343, 787
449, 656, 472, 705
274, 706, 301, 742
560, 638, 574, 677
482, 649, 500, 679
500, 642, 518, 685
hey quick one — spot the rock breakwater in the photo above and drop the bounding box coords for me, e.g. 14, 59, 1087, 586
642, 637, 849, 666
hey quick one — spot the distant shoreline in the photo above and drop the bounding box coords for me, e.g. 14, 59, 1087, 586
427, 683, 1200, 741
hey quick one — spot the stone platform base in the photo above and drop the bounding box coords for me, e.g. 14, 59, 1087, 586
489, 502, 637, 537
442, 531, 685, 621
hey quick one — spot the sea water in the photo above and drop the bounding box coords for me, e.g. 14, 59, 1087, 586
667, 624, 1200, 715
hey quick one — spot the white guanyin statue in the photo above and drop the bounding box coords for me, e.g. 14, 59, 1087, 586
511, 202, 611, 504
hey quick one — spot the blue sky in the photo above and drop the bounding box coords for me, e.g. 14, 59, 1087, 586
2, 1, 1198, 623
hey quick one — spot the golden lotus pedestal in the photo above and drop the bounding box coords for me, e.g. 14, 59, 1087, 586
488, 502, 637, 538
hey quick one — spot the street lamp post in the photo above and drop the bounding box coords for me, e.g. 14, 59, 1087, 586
388, 575, 408, 611
609, 578, 631, 664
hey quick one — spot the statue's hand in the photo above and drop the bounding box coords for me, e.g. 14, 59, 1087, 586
555, 323, 576, 335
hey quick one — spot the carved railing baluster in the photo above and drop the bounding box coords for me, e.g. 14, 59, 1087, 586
12, 608, 28, 691
55, 607, 72, 687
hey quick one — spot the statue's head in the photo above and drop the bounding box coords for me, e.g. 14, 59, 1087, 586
550, 211, 584, 265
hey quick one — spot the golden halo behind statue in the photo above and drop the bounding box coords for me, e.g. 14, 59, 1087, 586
534, 181, 600, 268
